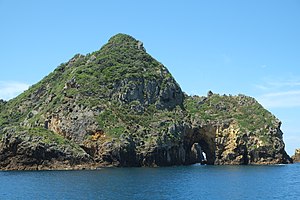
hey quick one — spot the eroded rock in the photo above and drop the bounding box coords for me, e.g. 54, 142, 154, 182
292, 149, 300, 162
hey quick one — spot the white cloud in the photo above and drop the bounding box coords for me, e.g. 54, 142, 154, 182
257, 90, 300, 108
255, 79, 300, 90
255, 77, 300, 108
266, 81, 300, 87
263, 90, 300, 97
254, 84, 269, 90
0, 81, 30, 100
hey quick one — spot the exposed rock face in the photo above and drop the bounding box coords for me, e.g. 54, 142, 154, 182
0, 128, 91, 170
184, 95, 292, 165
111, 76, 183, 110
188, 120, 291, 165
0, 34, 292, 170
46, 106, 99, 142
292, 149, 300, 162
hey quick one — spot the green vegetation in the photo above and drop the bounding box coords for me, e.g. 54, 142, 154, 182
1, 126, 83, 153
0, 33, 279, 156
0, 34, 181, 145
26, 127, 77, 147
184, 94, 276, 132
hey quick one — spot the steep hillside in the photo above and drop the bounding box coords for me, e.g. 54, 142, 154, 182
0, 34, 292, 170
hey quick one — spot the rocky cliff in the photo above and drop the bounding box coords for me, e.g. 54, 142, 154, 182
184, 94, 291, 165
292, 149, 300, 162
0, 34, 292, 170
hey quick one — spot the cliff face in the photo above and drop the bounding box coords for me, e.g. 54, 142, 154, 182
0, 34, 292, 170
184, 94, 292, 165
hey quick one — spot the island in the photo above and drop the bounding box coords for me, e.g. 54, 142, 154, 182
0, 34, 292, 170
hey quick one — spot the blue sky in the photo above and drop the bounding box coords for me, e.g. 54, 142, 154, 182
0, 0, 299, 155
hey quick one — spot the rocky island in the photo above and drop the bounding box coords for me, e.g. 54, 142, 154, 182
0, 34, 292, 170
292, 149, 300, 162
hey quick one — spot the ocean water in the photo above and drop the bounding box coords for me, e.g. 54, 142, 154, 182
0, 164, 300, 200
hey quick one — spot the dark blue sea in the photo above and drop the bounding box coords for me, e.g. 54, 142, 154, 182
1, 164, 300, 200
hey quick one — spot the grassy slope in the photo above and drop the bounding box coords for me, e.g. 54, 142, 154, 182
184, 94, 277, 132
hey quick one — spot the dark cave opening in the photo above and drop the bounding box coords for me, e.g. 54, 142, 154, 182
198, 139, 215, 165
187, 139, 215, 165
185, 127, 217, 165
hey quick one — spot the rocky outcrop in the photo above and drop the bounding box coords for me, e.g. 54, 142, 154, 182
46, 106, 99, 142
0, 99, 6, 113
187, 120, 291, 165
0, 99, 5, 106
292, 149, 300, 162
0, 34, 292, 170
0, 127, 91, 170
111, 76, 183, 110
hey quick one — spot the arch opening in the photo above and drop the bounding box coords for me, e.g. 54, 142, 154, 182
197, 139, 215, 165
185, 127, 217, 165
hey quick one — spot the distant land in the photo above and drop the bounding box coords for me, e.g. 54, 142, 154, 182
0, 34, 292, 170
